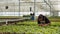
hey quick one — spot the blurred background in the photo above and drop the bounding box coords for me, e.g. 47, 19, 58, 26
0, 0, 60, 16
0, 0, 60, 21
0, 0, 60, 33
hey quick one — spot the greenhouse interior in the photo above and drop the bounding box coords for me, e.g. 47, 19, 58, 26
0, 0, 60, 16
0, 0, 60, 34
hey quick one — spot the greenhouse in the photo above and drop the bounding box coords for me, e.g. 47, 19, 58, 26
0, 0, 60, 16
0, 0, 60, 34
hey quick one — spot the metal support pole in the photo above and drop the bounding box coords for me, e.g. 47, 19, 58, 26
34, 0, 36, 20
49, 5, 52, 16
13, 3, 15, 16
48, 0, 52, 16
19, 0, 20, 17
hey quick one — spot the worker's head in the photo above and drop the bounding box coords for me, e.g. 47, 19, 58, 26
38, 14, 43, 21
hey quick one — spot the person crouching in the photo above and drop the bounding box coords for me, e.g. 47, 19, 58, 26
37, 14, 50, 26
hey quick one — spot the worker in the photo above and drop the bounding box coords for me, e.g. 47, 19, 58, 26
37, 14, 50, 26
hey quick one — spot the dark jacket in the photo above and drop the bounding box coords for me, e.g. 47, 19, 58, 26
38, 15, 50, 24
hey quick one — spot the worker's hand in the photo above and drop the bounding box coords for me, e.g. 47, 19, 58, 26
38, 24, 48, 26
38, 24, 44, 26
42, 24, 50, 26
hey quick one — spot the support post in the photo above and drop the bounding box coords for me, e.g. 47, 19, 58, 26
19, 0, 20, 17
6, 20, 8, 25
